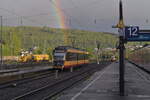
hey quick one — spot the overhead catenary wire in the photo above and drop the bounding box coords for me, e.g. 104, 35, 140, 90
49, 0, 88, 29
68, 0, 106, 25
0, 7, 45, 26
0, 0, 108, 30
0, 0, 106, 28
49, 0, 87, 45
0, 4, 82, 28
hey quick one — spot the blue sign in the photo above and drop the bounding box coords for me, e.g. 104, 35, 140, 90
125, 26, 150, 41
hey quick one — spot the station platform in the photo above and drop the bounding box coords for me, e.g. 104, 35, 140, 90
58, 62, 150, 100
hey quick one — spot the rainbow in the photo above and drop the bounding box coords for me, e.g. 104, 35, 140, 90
52, 0, 68, 29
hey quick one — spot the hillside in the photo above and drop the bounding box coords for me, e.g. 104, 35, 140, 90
1, 26, 118, 57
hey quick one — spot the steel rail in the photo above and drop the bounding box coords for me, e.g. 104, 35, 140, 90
0, 70, 54, 89
42, 69, 94, 100
12, 64, 107, 100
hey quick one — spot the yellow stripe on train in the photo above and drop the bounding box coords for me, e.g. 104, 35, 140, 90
53, 60, 89, 69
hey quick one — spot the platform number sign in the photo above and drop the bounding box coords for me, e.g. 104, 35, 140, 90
125, 26, 139, 38
125, 26, 150, 41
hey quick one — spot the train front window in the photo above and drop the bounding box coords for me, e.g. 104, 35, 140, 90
54, 53, 65, 60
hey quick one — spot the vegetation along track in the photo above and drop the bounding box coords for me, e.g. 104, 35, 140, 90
128, 60, 150, 75
11, 62, 110, 100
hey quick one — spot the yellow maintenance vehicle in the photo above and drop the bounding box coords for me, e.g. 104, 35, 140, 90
18, 51, 50, 63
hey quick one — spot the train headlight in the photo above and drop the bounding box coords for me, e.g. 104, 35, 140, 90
54, 61, 64, 66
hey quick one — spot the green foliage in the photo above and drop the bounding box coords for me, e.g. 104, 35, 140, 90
129, 48, 150, 64
1, 26, 117, 58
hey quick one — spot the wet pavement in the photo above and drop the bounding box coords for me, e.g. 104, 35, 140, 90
57, 62, 150, 100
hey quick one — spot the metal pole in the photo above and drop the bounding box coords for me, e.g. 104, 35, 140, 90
55, 70, 58, 79
43, 39, 46, 54
20, 16, 23, 26
0, 16, 3, 68
70, 67, 73, 72
119, 36, 125, 96
97, 55, 99, 64
118, 0, 125, 96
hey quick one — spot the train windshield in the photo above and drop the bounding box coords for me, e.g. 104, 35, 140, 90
54, 53, 65, 60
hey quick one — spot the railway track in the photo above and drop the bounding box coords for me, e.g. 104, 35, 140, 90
0, 62, 110, 100
0, 70, 55, 89
11, 63, 109, 100
1, 62, 52, 70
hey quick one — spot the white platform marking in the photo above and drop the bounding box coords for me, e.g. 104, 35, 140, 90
71, 64, 113, 100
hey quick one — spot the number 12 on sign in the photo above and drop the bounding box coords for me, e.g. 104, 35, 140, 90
125, 26, 139, 38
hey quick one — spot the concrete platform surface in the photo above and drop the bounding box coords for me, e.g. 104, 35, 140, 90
57, 62, 150, 100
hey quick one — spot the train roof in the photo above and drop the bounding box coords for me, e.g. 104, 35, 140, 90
54, 46, 89, 54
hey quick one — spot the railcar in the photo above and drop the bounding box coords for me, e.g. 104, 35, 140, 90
53, 46, 89, 69
33, 54, 50, 62
18, 51, 50, 63
18, 53, 33, 62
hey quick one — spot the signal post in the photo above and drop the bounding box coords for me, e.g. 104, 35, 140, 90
113, 0, 125, 96
113, 0, 150, 96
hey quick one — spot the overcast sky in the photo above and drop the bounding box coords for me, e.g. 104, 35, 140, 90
0, 0, 150, 33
